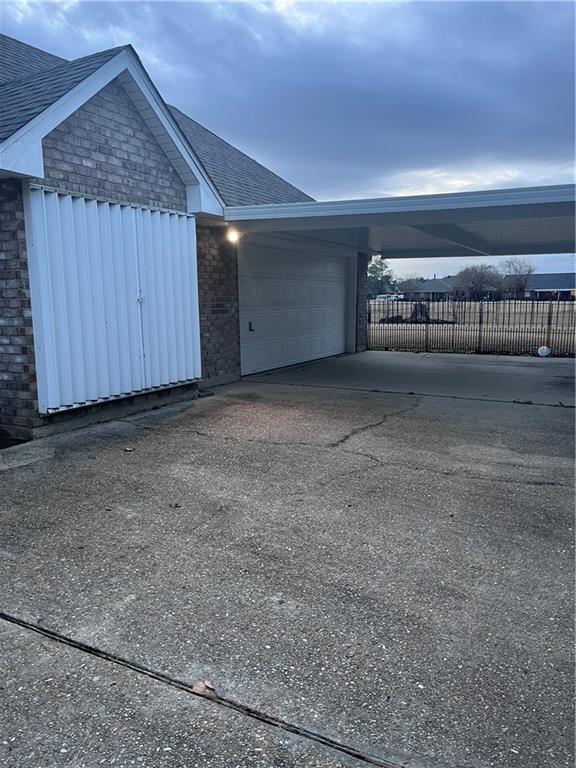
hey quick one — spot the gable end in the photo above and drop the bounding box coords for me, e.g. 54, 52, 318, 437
39, 77, 188, 211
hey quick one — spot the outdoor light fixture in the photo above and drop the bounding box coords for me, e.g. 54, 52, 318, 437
227, 228, 240, 244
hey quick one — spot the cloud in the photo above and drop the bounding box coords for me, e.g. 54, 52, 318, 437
366, 161, 576, 199
0, 0, 573, 208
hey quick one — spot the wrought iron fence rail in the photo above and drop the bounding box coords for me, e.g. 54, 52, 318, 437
367, 299, 575, 357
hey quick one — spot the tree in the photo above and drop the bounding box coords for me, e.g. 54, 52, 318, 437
502, 257, 535, 298
367, 257, 397, 297
454, 264, 502, 300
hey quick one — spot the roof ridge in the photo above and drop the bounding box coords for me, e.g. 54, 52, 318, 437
0, 44, 129, 90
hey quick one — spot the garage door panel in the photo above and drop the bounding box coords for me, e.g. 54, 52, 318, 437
239, 310, 267, 343
267, 311, 288, 337
239, 246, 348, 374
268, 282, 285, 306
239, 275, 269, 308
283, 312, 300, 334
285, 283, 300, 306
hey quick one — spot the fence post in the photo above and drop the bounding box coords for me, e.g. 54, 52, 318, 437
476, 302, 483, 353
545, 301, 554, 349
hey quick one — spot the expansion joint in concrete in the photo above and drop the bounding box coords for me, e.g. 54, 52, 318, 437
0, 611, 414, 768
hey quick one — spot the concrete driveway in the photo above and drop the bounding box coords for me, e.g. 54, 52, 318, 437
1, 351, 574, 768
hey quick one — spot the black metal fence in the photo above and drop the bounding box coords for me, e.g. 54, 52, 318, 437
367, 299, 576, 357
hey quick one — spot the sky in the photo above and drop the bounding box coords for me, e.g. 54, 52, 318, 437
0, 0, 574, 278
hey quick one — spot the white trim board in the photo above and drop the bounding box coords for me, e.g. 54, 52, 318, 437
225, 185, 576, 224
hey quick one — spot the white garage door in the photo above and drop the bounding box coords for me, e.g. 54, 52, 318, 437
25, 186, 201, 413
239, 243, 348, 374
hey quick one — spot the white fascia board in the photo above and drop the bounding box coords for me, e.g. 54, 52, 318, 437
0, 48, 224, 216
225, 184, 576, 223
0, 140, 44, 178
186, 182, 222, 217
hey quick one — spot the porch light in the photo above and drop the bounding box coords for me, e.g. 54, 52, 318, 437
227, 227, 240, 244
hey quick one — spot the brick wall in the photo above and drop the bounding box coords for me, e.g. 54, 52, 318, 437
196, 226, 241, 386
0, 179, 38, 441
38, 77, 187, 212
356, 252, 368, 352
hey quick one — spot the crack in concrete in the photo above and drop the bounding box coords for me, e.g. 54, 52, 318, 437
328, 401, 421, 449
319, 453, 572, 491
143, 411, 568, 492
163, 401, 421, 455
188, 428, 328, 450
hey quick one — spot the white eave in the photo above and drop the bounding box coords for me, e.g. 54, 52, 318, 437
224, 184, 576, 258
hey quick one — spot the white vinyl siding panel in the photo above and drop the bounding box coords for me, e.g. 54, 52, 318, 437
26, 187, 201, 413
239, 244, 347, 374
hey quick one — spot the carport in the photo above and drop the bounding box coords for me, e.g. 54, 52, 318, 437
224, 184, 575, 374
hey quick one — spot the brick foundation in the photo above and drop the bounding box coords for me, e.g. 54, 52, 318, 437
29, 381, 198, 440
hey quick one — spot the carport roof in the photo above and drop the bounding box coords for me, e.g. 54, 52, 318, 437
224, 184, 576, 258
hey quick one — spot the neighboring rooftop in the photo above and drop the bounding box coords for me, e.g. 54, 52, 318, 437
526, 272, 575, 291
399, 276, 456, 293
0, 34, 313, 207
400, 272, 576, 294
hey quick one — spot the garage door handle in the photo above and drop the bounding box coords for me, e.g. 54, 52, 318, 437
249, 322, 255, 332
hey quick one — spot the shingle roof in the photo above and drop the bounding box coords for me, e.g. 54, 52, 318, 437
0, 33, 65, 84
525, 272, 575, 291
0, 46, 128, 144
169, 105, 313, 206
0, 34, 313, 206
401, 277, 456, 293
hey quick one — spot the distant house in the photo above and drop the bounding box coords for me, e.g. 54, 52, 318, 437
400, 271, 576, 301
399, 276, 457, 300
523, 272, 575, 299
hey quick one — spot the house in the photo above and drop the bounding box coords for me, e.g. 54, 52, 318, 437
0, 34, 336, 441
1, 34, 574, 441
523, 272, 575, 299
398, 276, 457, 300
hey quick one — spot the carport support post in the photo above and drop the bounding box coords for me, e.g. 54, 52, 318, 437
355, 252, 369, 352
